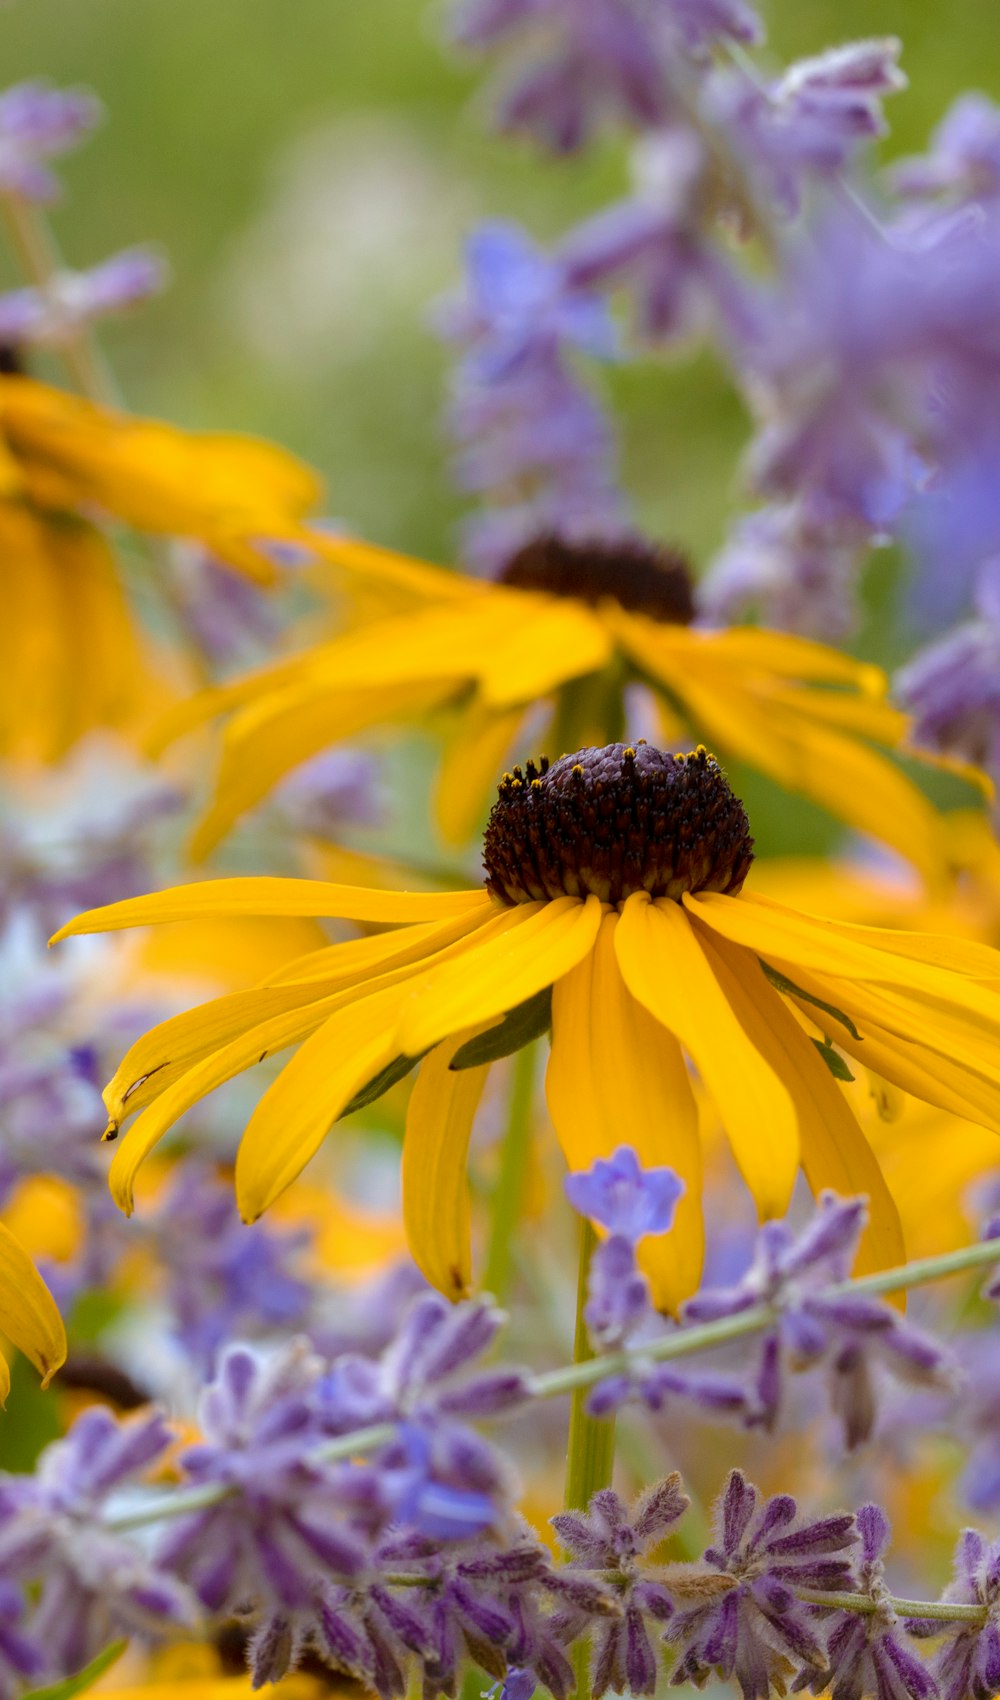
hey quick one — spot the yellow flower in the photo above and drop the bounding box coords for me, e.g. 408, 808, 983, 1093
158, 533, 973, 880
52, 743, 1000, 1311
0, 1216, 67, 1404
0, 375, 322, 760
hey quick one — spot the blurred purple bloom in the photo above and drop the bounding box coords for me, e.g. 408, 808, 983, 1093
895, 586, 1000, 786
448, 0, 760, 152
0, 1407, 195, 1677
157, 1342, 368, 1620
150, 1162, 316, 1374
699, 502, 869, 638
438, 222, 629, 569
167, 544, 282, 666
669, 1469, 853, 1698
0, 1580, 46, 1698
565, 1146, 684, 1244
552, 1479, 686, 1697
485, 1669, 536, 1700
798, 1504, 935, 1700
707, 41, 904, 218
0, 247, 166, 348
0, 79, 101, 202
686, 1192, 953, 1447
910, 1527, 1000, 1700
893, 92, 1000, 205
274, 748, 385, 841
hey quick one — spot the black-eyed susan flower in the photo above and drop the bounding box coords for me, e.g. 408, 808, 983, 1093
157, 532, 971, 881
53, 743, 1000, 1310
0, 375, 322, 760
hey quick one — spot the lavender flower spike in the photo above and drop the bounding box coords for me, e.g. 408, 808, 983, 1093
668, 1469, 854, 1700
912, 1527, 1000, 1700
0, 247, 166, 349
0, 79, 102, 203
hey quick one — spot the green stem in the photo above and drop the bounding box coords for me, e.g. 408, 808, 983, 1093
483, 1044, 537, 1301
562, 1221, 616, 1700
1, 196, 117, 404
102, 1235, 1000, 1535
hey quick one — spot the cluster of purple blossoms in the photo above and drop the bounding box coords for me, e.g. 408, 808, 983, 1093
0, 79, 101, 204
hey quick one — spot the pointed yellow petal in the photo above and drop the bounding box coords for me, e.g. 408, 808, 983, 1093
615, 894, 798, 1218
108, 995, 351, 1212
395, 896, 603, 1057
827, 1008, 1000, 1136
688, 892, 1000, 1020
310, 530, 476, 603
739, 891, 1000, 981
476, 595, 612, 707
0, 1223, 66, 1388
402, 1035, 491, 1299
236, 982, 412, 1219
613, 611, 886, 693
696, 932, 904, 1275
262, 909, 493, 988
797, 971, 1000, 1087
190, 679, 456, 858
50, 877, 492, 943
546, 910, 703, 1309
434, 700, 528, 847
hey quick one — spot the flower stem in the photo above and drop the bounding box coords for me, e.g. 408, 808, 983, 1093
562, 1220, 616, 1700
102, 1235, 1000, 1535
483, 1043, 537, 1302
1, 196, 117, 404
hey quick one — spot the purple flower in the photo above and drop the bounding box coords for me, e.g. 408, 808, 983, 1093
699, 502, 870, 638
911, 1527, 1000, 1700
798, 1504, 935, 1700
448, 0, 760, 153
273, 748, 386, 841
0, 1408, 196, 1678
552, 1478, 687, 1697
565, 1148, 685, 1245
895, 590, 1000, 788
156, 1343, 368, 1621
686, 1193, 953, 1447
0, 247, 166, 348
0, 79, 101, 202
668, 1469, 853, 1699
437, 221, 628, 569
893, 93, 1000, 205
149, 1161, 316, 1374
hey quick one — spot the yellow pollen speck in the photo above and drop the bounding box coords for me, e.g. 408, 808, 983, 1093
572, 763, 584, 776
623, 747, 636, 760
636, 738, 647, 745
531, 778, 542, 790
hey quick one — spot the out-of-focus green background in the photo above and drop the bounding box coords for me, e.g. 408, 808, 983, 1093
2, 0, 991, 854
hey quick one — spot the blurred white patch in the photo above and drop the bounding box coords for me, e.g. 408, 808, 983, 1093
220, 113, 476, 373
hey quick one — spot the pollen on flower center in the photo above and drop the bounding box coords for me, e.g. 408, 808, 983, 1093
497, 534, 695, 626
483, 742, 754, 906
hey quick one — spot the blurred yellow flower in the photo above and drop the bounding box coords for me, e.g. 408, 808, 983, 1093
158, 532, 972, 881
0, 375, 322, 761
53, 743, 1000, 1311
0, 1215, 66, 1403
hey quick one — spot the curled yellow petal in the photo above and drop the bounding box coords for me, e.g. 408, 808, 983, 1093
402, 1035, 490, 1299
0, 1222, 66, 1391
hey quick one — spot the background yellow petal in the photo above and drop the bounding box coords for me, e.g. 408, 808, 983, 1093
0, 1221, 67, 1389
51, 876, 491, 942
434, 699, 528, 847
742, 892, 1000, 981
476, 596, 613, 707
402, 1034, 490, 1299
546, 910, 703, 1308
395, 895, 602, 1057
696, 932, 905, 1275
615, 894, 798, 1218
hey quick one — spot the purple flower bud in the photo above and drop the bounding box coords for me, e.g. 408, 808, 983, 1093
566, 1147, 685, 1242
0, 79, 101, 202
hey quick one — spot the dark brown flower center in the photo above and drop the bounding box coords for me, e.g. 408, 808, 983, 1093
498, 534, 695, 626
483, 742, 754, 906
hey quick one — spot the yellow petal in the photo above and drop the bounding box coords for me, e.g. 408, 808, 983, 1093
613, 611, 886, 694
827, 1007, 1000, 1135
546, 910, 703, 1308
696, 932, 904, 1275
236, 982, 413, 1219
311, 529, 475, 603
476, 594, 613, 707
190, 679, 456, 858
108, 996, 352, 1212
402, 1034, 491, 1299
740, 891, 1000, 981
50, 876, 492, 943
262, 909, 493, 988
797, 971, 1000, 1089
0, 1222, 66, 1389
688, 891, 1000, 1019
395, 895, 603, 1057
434, 699, 528, 847
615, 894, 798, 1217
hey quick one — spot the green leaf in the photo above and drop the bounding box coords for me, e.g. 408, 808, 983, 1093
758, 959, 861, 1041
338, 1051, 426, 1119
811, 1038, 856, 1082
23, 1642, 126, 1700
450, 987, 553, 1071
